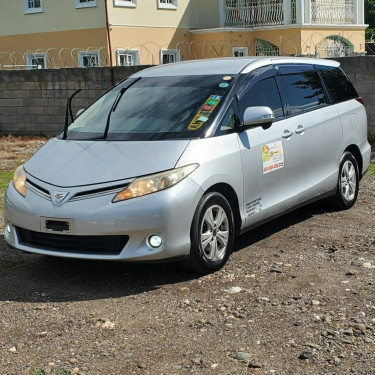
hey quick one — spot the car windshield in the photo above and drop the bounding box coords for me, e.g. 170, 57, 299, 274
62, 75, 237, 141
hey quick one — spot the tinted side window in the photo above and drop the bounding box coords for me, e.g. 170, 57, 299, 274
318, 66, 358, 104
239, 77, 284, 121
278, 71, 327, 116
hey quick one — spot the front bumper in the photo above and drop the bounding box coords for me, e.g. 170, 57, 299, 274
4, 176, 203, 261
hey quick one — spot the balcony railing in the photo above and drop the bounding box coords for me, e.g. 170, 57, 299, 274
224, 0, 284, 28
311, 0, 355, 24
223, 0, 358, 28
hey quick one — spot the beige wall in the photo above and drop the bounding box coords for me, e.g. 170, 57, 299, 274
188, 28, 303, 59
0, 1, 366, 68
110, 27, 187, 65
189, 26, 366, 59
0, 0, 106, 36
0, 29, 109, 68
107, 0, 219, 30
300, 28, 366, 55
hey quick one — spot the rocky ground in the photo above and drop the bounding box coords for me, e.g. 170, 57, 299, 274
0, 138, 374, 375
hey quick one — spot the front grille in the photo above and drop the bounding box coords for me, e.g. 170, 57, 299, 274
69, 184, 129, 202
26, 180, 51, 201
16, 227, 128, 255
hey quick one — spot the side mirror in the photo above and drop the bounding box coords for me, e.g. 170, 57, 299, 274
76, 109, 85, 117
242, 106, 274, 129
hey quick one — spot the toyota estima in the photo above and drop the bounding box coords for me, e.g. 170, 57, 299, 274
4, 57, 371, 273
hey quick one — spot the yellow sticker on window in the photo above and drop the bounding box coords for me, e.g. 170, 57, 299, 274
188, 95, 222, 131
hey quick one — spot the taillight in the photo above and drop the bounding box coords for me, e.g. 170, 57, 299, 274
355, 97, 365, 106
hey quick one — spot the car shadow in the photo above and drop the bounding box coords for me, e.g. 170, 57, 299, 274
233, 199, 333, 252
0, 200, 334, 304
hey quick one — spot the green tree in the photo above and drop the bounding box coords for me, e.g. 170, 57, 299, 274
365, 0, 375, 39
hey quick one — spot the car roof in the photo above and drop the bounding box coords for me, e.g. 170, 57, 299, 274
131, 57, 340, 78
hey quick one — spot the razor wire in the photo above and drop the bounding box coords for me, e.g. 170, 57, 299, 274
0, 31, 368, 70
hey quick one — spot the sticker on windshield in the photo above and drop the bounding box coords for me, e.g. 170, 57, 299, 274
219, 83, 229, 88
262, 141, 284, 174
188, 95, 222, 131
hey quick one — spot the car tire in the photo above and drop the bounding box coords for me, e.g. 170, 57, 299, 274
329, 151, 359, 210
182, 192, 235, 274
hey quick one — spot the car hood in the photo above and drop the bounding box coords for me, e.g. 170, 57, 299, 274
25, 138, 190, 187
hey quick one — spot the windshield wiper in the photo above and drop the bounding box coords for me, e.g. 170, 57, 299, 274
63, 89, 82, 140
103, 78, 140, 140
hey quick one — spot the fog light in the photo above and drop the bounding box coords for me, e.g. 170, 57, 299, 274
6, 224, 11, 234
148, 234, 162, 248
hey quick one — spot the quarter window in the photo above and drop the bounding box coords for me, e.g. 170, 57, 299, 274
78, 51, 100, 67
26, 53, 46, 69
239, 77, 284, 121
278, 71, 327, 116
218, 103, 240, 134
24, 0, 43, 14
318, 66, 358, 104
161, 50, 180, 64
158, 0, 178, 9
75, 0, 97, 8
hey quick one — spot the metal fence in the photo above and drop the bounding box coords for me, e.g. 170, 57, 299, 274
224, 0, 284, 27
311, 0, 356, 24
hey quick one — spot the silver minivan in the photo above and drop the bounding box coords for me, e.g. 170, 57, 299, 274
4, 57, 371, 273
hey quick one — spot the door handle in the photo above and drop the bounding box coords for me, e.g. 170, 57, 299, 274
295, 125, 305, 135
282, 130, 293, 139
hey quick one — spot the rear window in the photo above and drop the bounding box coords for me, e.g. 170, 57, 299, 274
277, 70, 327, 116
318, 66, 358, 104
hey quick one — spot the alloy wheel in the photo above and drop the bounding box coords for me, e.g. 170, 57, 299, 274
200, 205, 229, 262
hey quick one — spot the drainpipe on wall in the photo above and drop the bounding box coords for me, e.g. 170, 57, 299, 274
105, 0, 114, 84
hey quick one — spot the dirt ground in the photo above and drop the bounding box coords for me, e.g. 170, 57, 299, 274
0, 137, 374, 375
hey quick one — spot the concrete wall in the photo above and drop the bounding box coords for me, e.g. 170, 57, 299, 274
0, 57, 374, 139
334, 56, 375, 140
0, 66, 151, 136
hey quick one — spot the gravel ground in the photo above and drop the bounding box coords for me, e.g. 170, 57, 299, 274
0, 140, 374, 375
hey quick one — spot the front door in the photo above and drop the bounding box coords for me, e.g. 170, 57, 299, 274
236, 74, 298, 227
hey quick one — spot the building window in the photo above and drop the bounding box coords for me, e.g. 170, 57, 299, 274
117, 50, 140, 66
75, 0, 97, 8
315, 35, 353, 58
158, 0, 178, 10
160, 49, 180, 64
26, 53, 46, 69
255, 39, 279, 56
24, 0, 43, 14
233, 47, 248, 57
114, 0, 137, 7
78, 51, 100, 67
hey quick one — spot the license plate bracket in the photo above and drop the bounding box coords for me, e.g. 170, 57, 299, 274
40, 217, 75, 234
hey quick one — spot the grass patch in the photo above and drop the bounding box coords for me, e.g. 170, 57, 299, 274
368, 163, 375, 176
0, 170, 13, 221
0, 170, 13, 191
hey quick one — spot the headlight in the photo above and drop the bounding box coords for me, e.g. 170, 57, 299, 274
12, 165, 27, 197
113, 164, 199, 203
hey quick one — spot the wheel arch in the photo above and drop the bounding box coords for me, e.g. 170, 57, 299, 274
344, 144, 363, 178
204, 183, 242, 235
